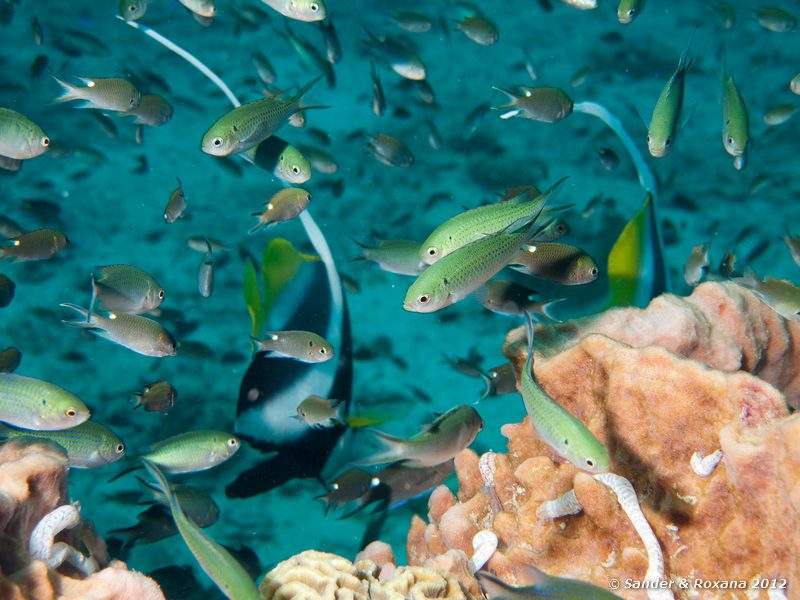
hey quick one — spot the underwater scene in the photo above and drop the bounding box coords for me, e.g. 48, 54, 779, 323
1, 0, 799, 598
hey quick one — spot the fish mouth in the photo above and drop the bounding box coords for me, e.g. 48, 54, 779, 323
647, 143, 668, 158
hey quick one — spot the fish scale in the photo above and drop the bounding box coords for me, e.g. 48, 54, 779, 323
420, 177, 566, 265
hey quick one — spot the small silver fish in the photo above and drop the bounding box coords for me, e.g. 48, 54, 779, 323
61, 304, 177, 357
164, 178, 187, 223
126, 94, 174, 126
370, 61, 386, 117
763, 103, 797, 126
782, 227, 800, 267
52, 75, 142, 112
474, 280, 563, 319
252, 51, 276, 85
198, 239, 213, 299
350, 238, 426, 276
353, 404, 483, 468
683, 242, 710, 286
736, 269, 800, 320
594, 147, 620, 170
90, 264, 164, 315
492, 86, 573, 123
295, 395, 343, 428
389, 12, 432, 33
366, 133, 414, 167
251, 330, 334, 362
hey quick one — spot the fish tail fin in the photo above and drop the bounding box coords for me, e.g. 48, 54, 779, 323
131, 393, 143, 409
51, 74, 84, 103
60, 303, 95, 328
351, 429, 407, 466
539, 298, 566, 322
478, 372, 493, 401
248, 216, 266, 234
491, 86, 517, 103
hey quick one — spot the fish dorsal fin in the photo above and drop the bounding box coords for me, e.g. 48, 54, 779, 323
517, 564, 550, 586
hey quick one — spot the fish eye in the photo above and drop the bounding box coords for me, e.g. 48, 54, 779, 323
646, 134, 651, 144
426, 247, 438, 257
586, 458, 595, 468
626, 9, 635, 17
65, 408, 77, 418
41, 136, 50, 147
319, 347, 328, 354
310, 2, 319, 10
665, 136, 672, 147
306, 194, 312, 201
128, 4, 136, 12
227, 438, 239, 447
292, 165, 300, 174
590, 267, 599, 277
563, 438, 569, 446
417, 294, 430, 304
727, 136, 733, 145
158, 290, 165, 299
115, 443, 125, 454
557, 224, 566, 233
212, 137, 224, 147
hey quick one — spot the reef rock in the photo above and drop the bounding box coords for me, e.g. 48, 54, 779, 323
260, 549, 476, 599
407, 283, 800, 599
535, 281, 800, 408
0, 441, 164, 600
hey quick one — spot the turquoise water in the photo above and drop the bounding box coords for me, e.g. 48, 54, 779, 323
1, 0, 799, 597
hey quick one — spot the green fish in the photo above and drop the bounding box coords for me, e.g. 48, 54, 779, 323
141, 431, 241, 474
617, 0, 645, 24
251, 330, 334, 363
647, 28, 696, 158
353, 404, 483, 467
720, 49, 748, 159
141, 459, 260, 600
520, 314, 610, 473
243, 137, 311, 184
405, 213, 546, 313
1, 420, 125, 468
351, 238, 426, 276
52, 75, 142, 112
477, 565, 623, 599
0, 373, 90, 431
0, 108, 50, 159
736, 269, 800, 320
420, 178, 566, 265
60, 304, 177, 357
508, 242, 599, 285
201, 76, 322, 156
